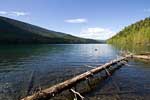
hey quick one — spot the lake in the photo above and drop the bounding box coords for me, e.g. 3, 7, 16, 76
0, 44, 150, 100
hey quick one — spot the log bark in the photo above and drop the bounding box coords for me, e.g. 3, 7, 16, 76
21, 55, 132, 100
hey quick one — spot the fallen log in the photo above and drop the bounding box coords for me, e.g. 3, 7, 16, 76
21, 55, 132, 100
133, 54, 150, 60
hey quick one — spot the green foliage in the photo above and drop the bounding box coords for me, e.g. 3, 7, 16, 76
107, 17, 150, 46
0, 16, 100, 44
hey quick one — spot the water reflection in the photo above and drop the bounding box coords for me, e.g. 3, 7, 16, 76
111, 43, 150, 54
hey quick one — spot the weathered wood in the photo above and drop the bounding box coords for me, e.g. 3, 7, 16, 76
70, 89, 84, 100
133, 55, 150, 60
21, 55, 132, 100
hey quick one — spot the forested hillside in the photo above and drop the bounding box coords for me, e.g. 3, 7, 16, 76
107, 17, 150, 45
0, 16, 101, 44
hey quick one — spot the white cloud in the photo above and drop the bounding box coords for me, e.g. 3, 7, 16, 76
144, 8, 150, 12
65, 18, 87, 23
0, 11, 29, 16
79, 27, 115, 40
11, 11, 29, 16
0, 11, 8, 15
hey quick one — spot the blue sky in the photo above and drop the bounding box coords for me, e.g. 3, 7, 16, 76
0, 0, 150, 40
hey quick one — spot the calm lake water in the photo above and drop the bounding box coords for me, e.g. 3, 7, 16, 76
0, 44, 150, 100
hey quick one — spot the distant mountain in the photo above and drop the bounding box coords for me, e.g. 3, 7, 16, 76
0, 16, 101, 44
107, 17, 150, 45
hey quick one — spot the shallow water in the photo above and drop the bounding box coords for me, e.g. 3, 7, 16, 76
0, 44, 149, 100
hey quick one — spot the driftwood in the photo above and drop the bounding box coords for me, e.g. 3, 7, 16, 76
70, 89, 84, 100
120, 51, 150, 60
21, 55, 132, 100
133, 54, 150, 60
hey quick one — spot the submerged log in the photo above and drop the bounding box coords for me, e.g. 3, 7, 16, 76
21, 55, 132, 100
26, 70, 35, 96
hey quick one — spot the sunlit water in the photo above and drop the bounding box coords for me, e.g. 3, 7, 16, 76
0, 44, 149, 100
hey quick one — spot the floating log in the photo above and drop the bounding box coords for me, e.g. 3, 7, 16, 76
21, 55, 132, 100
133, 54, 150, 60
